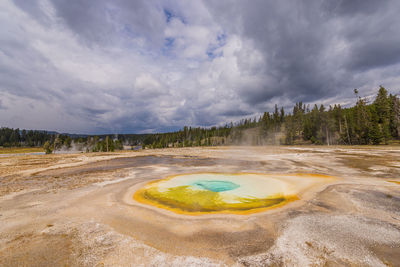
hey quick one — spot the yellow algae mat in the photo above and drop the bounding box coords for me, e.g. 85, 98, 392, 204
134, 173, 335, 215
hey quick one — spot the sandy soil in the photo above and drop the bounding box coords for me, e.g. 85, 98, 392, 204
0, 146, 399, 266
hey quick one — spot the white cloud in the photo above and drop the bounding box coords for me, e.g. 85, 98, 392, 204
0, 0, 399, 133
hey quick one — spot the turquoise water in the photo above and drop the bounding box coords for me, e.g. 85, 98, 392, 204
191, 180, 240, 192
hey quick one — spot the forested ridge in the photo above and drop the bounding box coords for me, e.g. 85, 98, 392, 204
1, 86, 399, 152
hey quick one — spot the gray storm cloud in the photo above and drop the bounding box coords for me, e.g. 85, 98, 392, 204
1, 0, 400, 134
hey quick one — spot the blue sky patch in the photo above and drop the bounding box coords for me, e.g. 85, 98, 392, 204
163, 8, 186, 24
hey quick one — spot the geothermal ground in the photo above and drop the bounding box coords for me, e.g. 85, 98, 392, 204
0, 146, 400, 266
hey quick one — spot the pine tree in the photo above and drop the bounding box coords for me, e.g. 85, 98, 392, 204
43, 141, 53, 154
374, 86, 391, 143
389, 94, 400, 138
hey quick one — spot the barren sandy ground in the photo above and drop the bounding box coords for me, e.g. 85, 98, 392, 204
0, 146, 399, 266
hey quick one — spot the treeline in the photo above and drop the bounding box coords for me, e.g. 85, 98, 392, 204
0, 128, 53, 147
1, 86, 399, 151
42, 135, 124, 154
64, 135, 124, 152
141, 86, 400, 147
142, 126, 231, 148
284, 87, 400, 145
0, 128, 124, 153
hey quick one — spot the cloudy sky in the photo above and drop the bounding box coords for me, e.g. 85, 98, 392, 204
1, 0, 400, 134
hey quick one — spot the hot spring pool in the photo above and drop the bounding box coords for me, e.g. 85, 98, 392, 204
191, 180, 240, 192
133, 173, 334, 215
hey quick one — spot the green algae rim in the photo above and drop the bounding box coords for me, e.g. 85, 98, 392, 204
142, 185, 292, 212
